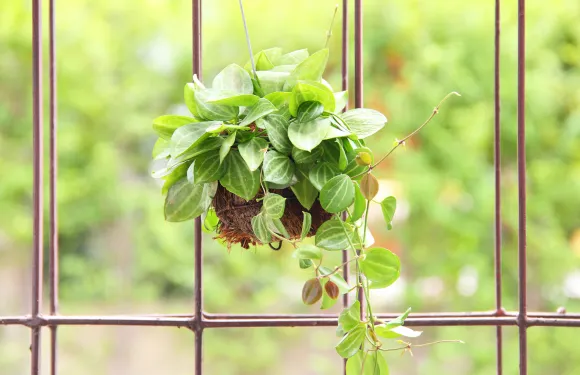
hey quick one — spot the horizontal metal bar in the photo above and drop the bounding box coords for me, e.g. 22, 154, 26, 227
2, 312, 580, 329
203, 311, 501, 320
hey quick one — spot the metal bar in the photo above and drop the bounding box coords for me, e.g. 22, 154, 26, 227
192, 1, 203, 374
494, 0, 503, 374
31, 0, 44, 373
341, 2, 349, 373
48, 0, 59, 374
354, 0, 363, 108
517, 0, 527, 374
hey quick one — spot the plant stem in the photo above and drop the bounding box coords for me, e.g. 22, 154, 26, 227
238, 0, 259, 84
320, 256, 359, 278
324, 4, 339, 48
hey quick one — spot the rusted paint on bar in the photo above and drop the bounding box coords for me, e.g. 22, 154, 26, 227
494, 0, 503, 374
354, 0, 363, 108
517, 0, 527, 374
31, 0, 44, 373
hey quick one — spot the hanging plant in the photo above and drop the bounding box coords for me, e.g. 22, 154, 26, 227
151, 5, 461, 373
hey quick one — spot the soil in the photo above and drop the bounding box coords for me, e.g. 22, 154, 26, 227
212, 184, 331, 249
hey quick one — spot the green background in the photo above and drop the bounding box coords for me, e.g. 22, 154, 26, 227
1, 0, 579, 374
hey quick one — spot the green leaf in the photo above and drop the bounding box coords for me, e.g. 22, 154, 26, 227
153, 115, 198, 140
152, 138, 170, 159
189, 151, 225, 184
291, 169, 318, 210
284, 49, 329, 90
245, 48, 282, 71
375, 324, 422, 339
315, 219, 354, 251
164, 179, 216, 222
256, 71, 290, 95
220, 150, 261, 200
299, 259, 313, 269
202, 208, 219, 233
320, 174, 355, 213
258, 114, 292, 154
288, 117, 332, 151
262, 193, 286, 219
351, 182, 366, 222
309, 163, 341, 191
184, 83, 199, 116
239, 98, 277, 127
171, 122, 219, 157
320, 278, 339, 310
341, 109, 387, 139
345, 351, 364, 375
382, 308, 411, 330
301, 211, 312, 240
251, 214, 271, 243
169, 136, 224, 167
271, 64, 296, 72
296, 101, 324, 123
346, 351, 389, 375
239, 137, 268, 171
292, 244, 322, 260
337, 140, 348, 170
263, 150, 295, 185
339, 301, 361, 331
194, 89, 239, 121
212, 63, 253, 94
336, 324, 366, 358
263, 92, 292, 109
292, 146, 323, 164
360, 247, 400, 287
289, 81, 335, 116
334, 91, 348, 113
160, 162, 189, 194
324, 126, 352, 140
319, 266, 350, 294
276, 49, 309, 65
219, 131, 237, 164
206, 92, 260, 106
269, 218, 290, 239
380, 196, 397, 230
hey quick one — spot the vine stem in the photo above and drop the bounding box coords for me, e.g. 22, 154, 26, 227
352, 91, 461, 179
378, 339, 464, 353
324, 4, 339, 48
319, 256, 359, 278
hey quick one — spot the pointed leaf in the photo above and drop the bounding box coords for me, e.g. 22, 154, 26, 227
351, 182, 366, 223
190, 152, 225, 184
212, 64, 253, 94
164, 179, 216, 222
284, 49, 329, 90
220, 150, 261, 200
288, 117, 332, 151
206, 92, 260, 106
309, 162, 341, 191
320, 174, 355, 213
263, 150, 295, 185
152, 138, 170, 159
336, 324, 366, 358
289, 81, 335, 116
334, 91, 348, 113
269, 217, 290, 239
293, 244, 322, 260
360, 247, 400, 287
301, 211, 312, 240
296, 101, 324, 123
291, 169, 318, 210
360, 173, 379, 201
380, 196, 397, 230
153, 115, 198, 140
219, 131, 237, 164
239, 98, 277, 127
169, 137, 224, 167
276, 49, 309, 65
341, 109, 387, 139
292, 146, 323, 164
316, 219, 354, 251
194, 89, 239, 121
339, 301, 361, 331
258, 114, 292, 154
262, 193, 286, 219
256, 71, 290, 95
239, 137, 269, 171
171, 122, 220, 157
263, 92, 292, 109
383, 308, 411, 329
251, 214, 271, 243
299, 259, 313, 269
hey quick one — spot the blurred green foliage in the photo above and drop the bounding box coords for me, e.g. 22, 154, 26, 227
1, 0, 579, 374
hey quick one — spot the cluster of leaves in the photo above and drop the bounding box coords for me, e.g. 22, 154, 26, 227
151, 46, 443, 374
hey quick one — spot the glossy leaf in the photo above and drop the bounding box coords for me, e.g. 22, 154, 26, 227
299, 259, 313, 269
262, 193, 286, 219
168, 137, 224, 168
258, 114, 292, 154
319, 266, 350, 294
339, 301, 361, 331
153, 115, 198, 140
301, 211, 312, 240
206, 92, 260, 106
202, 208, 219, 233
320, 174, 355, 213
316, 219, 354, 251
336, 324, 366, 358
269, 218, 290, 239
375, 324, 422, 339
263, 150, 295, 185
309, 162, 341, 191
212, 63, 253, 94
164, 179, 216, 222
293, 244, 322, 260
220, 150, 261, 200
239, 137, 268, 171
219, 131, 236, 164
239, 98, 277, 127
296, 101, 324, 123
288, 117, 332, 151
190, 152, 225, 184
289, 81, 335, 116
291, 169, 318, 210
380, 196, 397, 230
171, 122, 219, 157
302, 278, 323, 305
276, 49, 309, 65
292, 146, 323, 164
383, 308, 411, 329
333, 91, 348, 113
341, 109, 387, 139
256, 71, 289, 95
251, 214, 271, 244
360, 247, 400, 287
324, 280, 340, 300
284, 48, 329, 90
360, 173, 379, 201
337, 140, 348, 170
356, 152, 373, 166
350, 182, 366, 222
152, 138, 170, 159
263, 92, 292, 109
160, 162, 189, 194
194, 89, 239, 121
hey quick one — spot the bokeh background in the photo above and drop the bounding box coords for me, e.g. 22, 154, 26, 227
1, 0, 580, 374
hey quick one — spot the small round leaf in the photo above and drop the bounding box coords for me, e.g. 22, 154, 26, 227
324, 280, 340, 300
360, 173, 379, 201
302, 278, 323, 305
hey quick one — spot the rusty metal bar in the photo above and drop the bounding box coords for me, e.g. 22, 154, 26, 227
341, 3, 349, 373
494, 0, 503, 374
193, 0, 203, 374
354, 0, 363, 108
517, 0, 527, 374
31, 0, 44, 373
48, 0, 59, 374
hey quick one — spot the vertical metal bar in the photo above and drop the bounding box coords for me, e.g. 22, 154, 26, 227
341, 2, 349, 374
193, 1, 203, 374
49, 0, 59, 374
517, 0, 527, 374
494, 0, 503, 374
31, 0, 44, 374
354, 0, 363, 108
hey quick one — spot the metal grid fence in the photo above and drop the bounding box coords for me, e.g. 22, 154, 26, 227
1, 0, 580, 374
